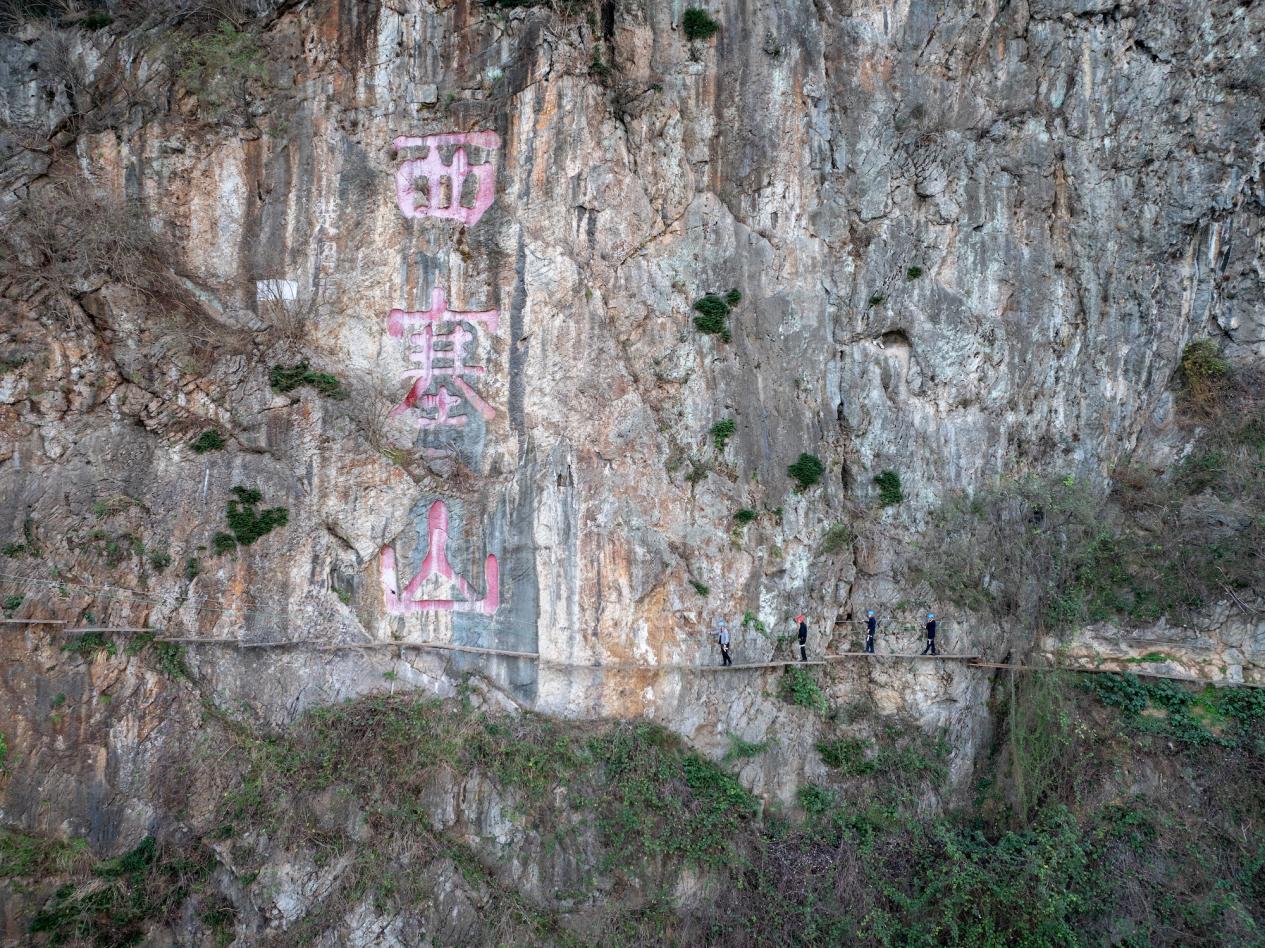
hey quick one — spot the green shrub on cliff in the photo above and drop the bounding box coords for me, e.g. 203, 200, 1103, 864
190, 430, 225, 454
223, 486, 288, 549
787, 453, 824, 490
709, 418, 736, 451
692, 288, 741, 342
779, 665, 827, 713
269, 360, 346, 399
682, 8, 720, 40
874, 469, 904, 506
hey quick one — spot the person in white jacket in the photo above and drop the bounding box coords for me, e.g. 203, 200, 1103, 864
716, 618, 732, 666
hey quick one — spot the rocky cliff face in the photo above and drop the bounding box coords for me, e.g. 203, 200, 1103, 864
1, 0, 1263, 883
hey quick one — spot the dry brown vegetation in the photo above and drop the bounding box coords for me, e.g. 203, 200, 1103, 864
916, 347, 1264, 644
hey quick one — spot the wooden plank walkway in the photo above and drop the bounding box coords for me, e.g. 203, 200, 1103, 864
828, 652, 980, 661
17, 620, 1263, 689
546, 662, 826, 671
62, 627, 161, 634
163, 638, 540, 660
970, 661, 1265, 689
322, 641, 539, 659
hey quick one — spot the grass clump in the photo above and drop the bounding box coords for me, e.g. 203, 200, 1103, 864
906, 265, 923, 280
126, 632, 191, 680
177, 21, 267, 120
779, 665, 827, 713
817, 523, 854, 555
787, 453, 824, 490
1080, 672, 1264, 750
1, 519, 39, 560
874, 469, 904, 506
190, 430, 225, 454
28, 835, 231, 947
733, 508, 757, 525
3, 594, 22, 611
1, 829, 88, 879
269, 360, 346, 399
62, 631, 116, 660
690, 579, 710, 597
817, 737, 874, 774
723, 733, 771, 762
682, 7, 720, 40
867, 292, 886, 307
1178, 339, 1229, 415
709, 418, 736, 451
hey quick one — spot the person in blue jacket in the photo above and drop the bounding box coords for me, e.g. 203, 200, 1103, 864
864, 610, 877, 654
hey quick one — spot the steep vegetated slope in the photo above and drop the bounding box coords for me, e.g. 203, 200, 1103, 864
0, 0, 1263, 943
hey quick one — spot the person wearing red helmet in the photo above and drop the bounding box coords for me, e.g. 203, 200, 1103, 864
796, 613, 809, 662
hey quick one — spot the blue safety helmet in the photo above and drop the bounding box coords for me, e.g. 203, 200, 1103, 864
927, 612, 935, 619
867, 610, 875, 617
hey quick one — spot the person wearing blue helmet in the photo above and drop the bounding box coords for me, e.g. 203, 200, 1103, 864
716, 618, 732, 666
864, 610, 877, 654
921, 612, 938, 656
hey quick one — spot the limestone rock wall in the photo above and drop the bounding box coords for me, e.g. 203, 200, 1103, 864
1, 0, 1263, 846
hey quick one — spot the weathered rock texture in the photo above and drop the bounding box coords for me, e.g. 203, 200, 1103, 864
1, 0, 1263, 867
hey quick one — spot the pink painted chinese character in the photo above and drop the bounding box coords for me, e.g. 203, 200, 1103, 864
394, 131, 501, 226
381, 500, 500, 615
389, 287, 499, 429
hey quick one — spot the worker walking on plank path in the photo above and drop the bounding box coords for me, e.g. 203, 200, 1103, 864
716, 618, 733, 666
921, 613, 938, 656
796, 614, 809, 662
865, 610, 877, 654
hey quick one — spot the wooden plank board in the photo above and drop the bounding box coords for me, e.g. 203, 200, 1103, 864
344, 641, 539, 659
61, 627, 161, 634
700, 660, 826, 671
237, 640, 318, 649
547, 660, 826, 671
155, 639, 539, 658
0, 619, 67, 625
156, 638, 238, 644
827, 653, 980, 660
